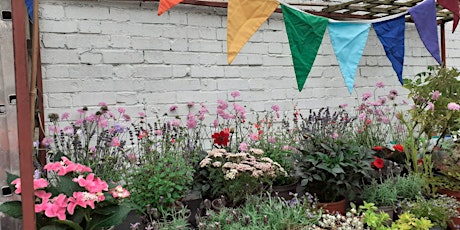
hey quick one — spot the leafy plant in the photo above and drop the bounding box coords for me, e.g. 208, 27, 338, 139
294, 111, 374, 202
126, 151, 194, 210
401, 195, 460, 228
391, 212, 433, 230
0, 157, 132, 229
197, 148, 287, 206
359, 202, 392, 230
362, 179, 399, 207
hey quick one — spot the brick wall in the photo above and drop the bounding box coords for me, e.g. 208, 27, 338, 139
39, 0, 460, 119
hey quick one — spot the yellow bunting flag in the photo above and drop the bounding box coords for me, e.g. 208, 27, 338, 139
158, 0, 183, 16
227, 0, 279, 64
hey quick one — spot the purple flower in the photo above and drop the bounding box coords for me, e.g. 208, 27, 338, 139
381, 116, 390, 124
271, 105, 280, 112
169, 105, 178, 112
231, 91, 241, 98
431, 90, 440, 101
122, 114, 131, 122
389, 89, 398, 96
448, 102, 460, 111
376, 82, 385, 88
362, 92, 372, 101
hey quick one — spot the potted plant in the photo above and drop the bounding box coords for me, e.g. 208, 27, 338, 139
293, 108, 374, 213
391, 212, 434, 230
197, 148, 287, 206
361, 179, 399, 220
0, 157, 132, 229
400, 195, 460, 229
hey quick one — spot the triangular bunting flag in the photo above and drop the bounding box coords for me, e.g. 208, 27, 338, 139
281, 5, 328, 92
409, 0, 442, 65
227, 0, 279, 64
329, 22, 370, 93
373, 15, 406, 84
438, 0, 460, 33
25, 0, 34, 23
158, 0, 183, 16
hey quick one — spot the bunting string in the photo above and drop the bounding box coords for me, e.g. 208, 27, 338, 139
157, 0, 451, 93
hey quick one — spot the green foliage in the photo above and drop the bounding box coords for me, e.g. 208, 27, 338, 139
359, 202, 392, 230
403, 66, 460, 148
126, 151, 194, 210
0, 201, 22, 219
394, 173, 426, 200
362, 179, 399, 207
294, 128, 374, 202
199, 194, 321, 229
401, 195, 460, 228
391, 212, 433, 230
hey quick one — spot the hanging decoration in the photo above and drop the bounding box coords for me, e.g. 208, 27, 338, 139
438, 0, 459, 33
409, 0, 442, 65
157, 0, 456, 93
158, 0, 184, 16
329, 22, 370, 93
281, 4, 328, 92
227, 0, 279, 64
373, 15, 406, 84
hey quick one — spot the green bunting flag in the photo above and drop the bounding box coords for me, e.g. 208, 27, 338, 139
281, 4, 328, 92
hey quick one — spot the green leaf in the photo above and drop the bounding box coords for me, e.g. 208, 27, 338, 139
0, 201, 23, 219
52, 219, 83, 230
6, 172, 20, 192
40, 225, 68, 230
86, 205, 132, 230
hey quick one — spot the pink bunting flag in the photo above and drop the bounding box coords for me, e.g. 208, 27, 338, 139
438, 0, 460, 33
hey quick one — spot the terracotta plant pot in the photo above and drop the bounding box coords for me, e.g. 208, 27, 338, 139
318, 197, 347, 215
271, 181, 298, 200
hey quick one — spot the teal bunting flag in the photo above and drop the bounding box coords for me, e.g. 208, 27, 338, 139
328, 22, 370, 93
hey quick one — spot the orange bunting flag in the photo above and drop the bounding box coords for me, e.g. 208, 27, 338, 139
227, 0, 279, 64
158, 0, 183, 16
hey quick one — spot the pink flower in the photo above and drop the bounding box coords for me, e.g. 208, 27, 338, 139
98, 102, 107, 106
231, 91, 240, 98
98, 116, 108, 128
238, 142, 248, 152
172, 119, 180, 127
154, 130, 163, 136
169, 105, 178, 112
268, 136, 276, 143
186, 113, 197, 129
249, 133, 259, 141
271, 105, 280, 112
381, 116, 390, 124
61, 112, 70, 120
213, 119, 219, 128
44, 194, 68, 220
428, 102, 435, 111
41, 137, 53, 147
44, 157, 92, 176
332, 133, 339, 139
362, 92, 372, 101
111, 137, 120, 147
234, 103, 246, 119
359, 112, 367, 121
187, 102, 195, 107
376, 82, 385, 88
431, 90, 440, 100
34, 178, 49, 190
35, 190, 52, 200
138, 111, 145, 118
122, 114, 131, 122
448, 102, 460, 111
339, 104, 348, 109
72, 173, 108, 193
217, 99, 229, 110
110, 185, 130, 199
117, 107, 126, 114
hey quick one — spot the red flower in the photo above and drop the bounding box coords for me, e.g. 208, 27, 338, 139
372, 146, 383, 151
393, 144, 404, 152
365, 118, 372, 125
371, 156, 385, 169
212, 131, 230, 146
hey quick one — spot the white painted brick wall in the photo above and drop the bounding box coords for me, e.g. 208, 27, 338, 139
39, 0, 460, 120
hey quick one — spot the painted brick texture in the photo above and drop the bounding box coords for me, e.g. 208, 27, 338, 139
39, 0, 460, 119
